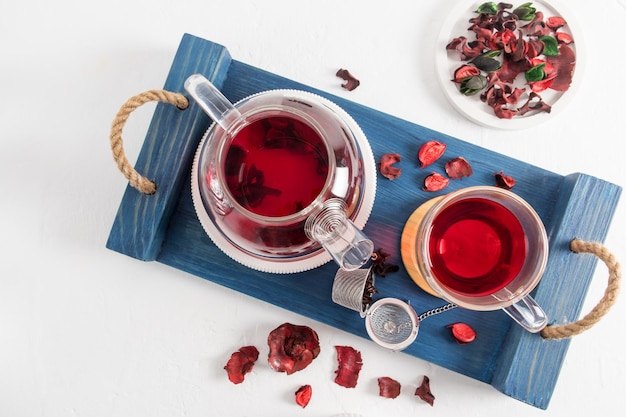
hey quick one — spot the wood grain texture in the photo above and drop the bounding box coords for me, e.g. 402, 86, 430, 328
106, 35, 232, 260
107, 34, 622, 409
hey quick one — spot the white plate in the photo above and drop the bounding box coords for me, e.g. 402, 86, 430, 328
435, 0, 583, 129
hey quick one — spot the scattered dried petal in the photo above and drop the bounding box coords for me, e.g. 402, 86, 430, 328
447, 322, 477, 344
295, 384, 312, 408
518, 92, 552, 115
268, 323, 320, 375
423, 172, 450, 192
494, 170, 516, 189
415, 375, 435, 406
224, 345, 259, 384
371, 248, 400, 277
453, 64, 481, 83
336, 68, 360, 91
334, 346, 363, 388
418, 140, 447, 168
555, 32, 573, 44
378, 153, 402, 180
445, 157, 473, 179
546, 16, 567, 30
378, 377, 401, 399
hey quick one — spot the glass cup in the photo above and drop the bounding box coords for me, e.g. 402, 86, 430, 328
414, 186, 549, 332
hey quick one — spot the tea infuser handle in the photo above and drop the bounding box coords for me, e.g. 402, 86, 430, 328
541, 239, 621, 340
184, 74, 242, 130
109, 90, 188, 194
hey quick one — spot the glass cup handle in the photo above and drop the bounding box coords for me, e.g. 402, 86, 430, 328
184, 74, 242, 130
502, 294, 548, 333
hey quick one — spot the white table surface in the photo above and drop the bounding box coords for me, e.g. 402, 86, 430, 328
2, 1, 625, 416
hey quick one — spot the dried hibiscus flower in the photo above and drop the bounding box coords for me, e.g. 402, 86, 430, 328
267, 323, 320, 375
371, 248, 399, 277
415, 375, 435, 406
494, 170, 516, 189
418, 140, 447, 168
518, 91, 552, 115
224, 345, 259, 384
336, 68, 360, 91
423, 172, 450, 192
445, 157, 473, 179
295, 384, 312, 408
447, 322, 477, 344
378, 153, 402, 180
378, 377, 402, 399
334, 345, 363, 388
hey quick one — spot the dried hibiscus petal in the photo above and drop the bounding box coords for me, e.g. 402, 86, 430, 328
415, 375, 435, 406
267, 323, 320, 375
546, 16, 567, 31
518, 92, 552, 115
362, 271, 377, 309
494, 170, 516, 189
453, 64, 481, 83
334, 345, 363, 388
445, 157, 473, 179
371, 248, 400, 277
447, 322, 477, 344
423, 172, 450, 192
224, 345, 259, 384
295, 384, 312, 408
378, 377, 401, 399
418, 140, 447, 168
378, 153, 402, 180
336, 68, 360, 91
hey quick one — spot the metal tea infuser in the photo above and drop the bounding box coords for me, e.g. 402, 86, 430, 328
332, 266, 456, 351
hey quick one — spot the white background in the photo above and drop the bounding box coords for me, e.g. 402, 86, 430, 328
1, 1, 625, 416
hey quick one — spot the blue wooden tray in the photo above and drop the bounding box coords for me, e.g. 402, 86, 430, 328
106, 34, 621, 409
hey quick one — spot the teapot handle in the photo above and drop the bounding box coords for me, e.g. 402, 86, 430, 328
541, 239, 621, 339
109, 89, 188, 194
184, 74, 242, 130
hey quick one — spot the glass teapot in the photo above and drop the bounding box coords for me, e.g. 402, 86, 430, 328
185, 74, 376, 273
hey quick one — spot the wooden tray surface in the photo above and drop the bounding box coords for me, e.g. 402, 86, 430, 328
107, 34, 622, 409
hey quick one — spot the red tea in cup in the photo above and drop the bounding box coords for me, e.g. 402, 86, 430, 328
428, 197, 526, 297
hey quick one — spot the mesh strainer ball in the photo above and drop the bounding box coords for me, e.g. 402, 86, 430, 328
365, 298, 419, 351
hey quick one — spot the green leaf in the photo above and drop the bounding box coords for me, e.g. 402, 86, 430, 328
483, 49, 502, 59
460, 75, 487, 95
525, 63, 546, 82
470, 53, 502, 72
513, 2, 537, 20
540, 36, 559, 56
475, 2, 498, 14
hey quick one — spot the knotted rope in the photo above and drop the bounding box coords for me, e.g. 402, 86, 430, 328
109, 90, 188, 194
541, 239, 621, 339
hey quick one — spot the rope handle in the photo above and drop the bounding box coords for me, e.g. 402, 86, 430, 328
109, 90, 188, 194
541, 238, 621, 339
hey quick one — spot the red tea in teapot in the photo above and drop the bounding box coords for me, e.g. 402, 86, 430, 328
223, 115, 329, 217
428, 198, 526, 297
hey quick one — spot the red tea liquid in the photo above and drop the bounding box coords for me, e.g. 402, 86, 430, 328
428, 198, 526, 297
223, 115, 329, 217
